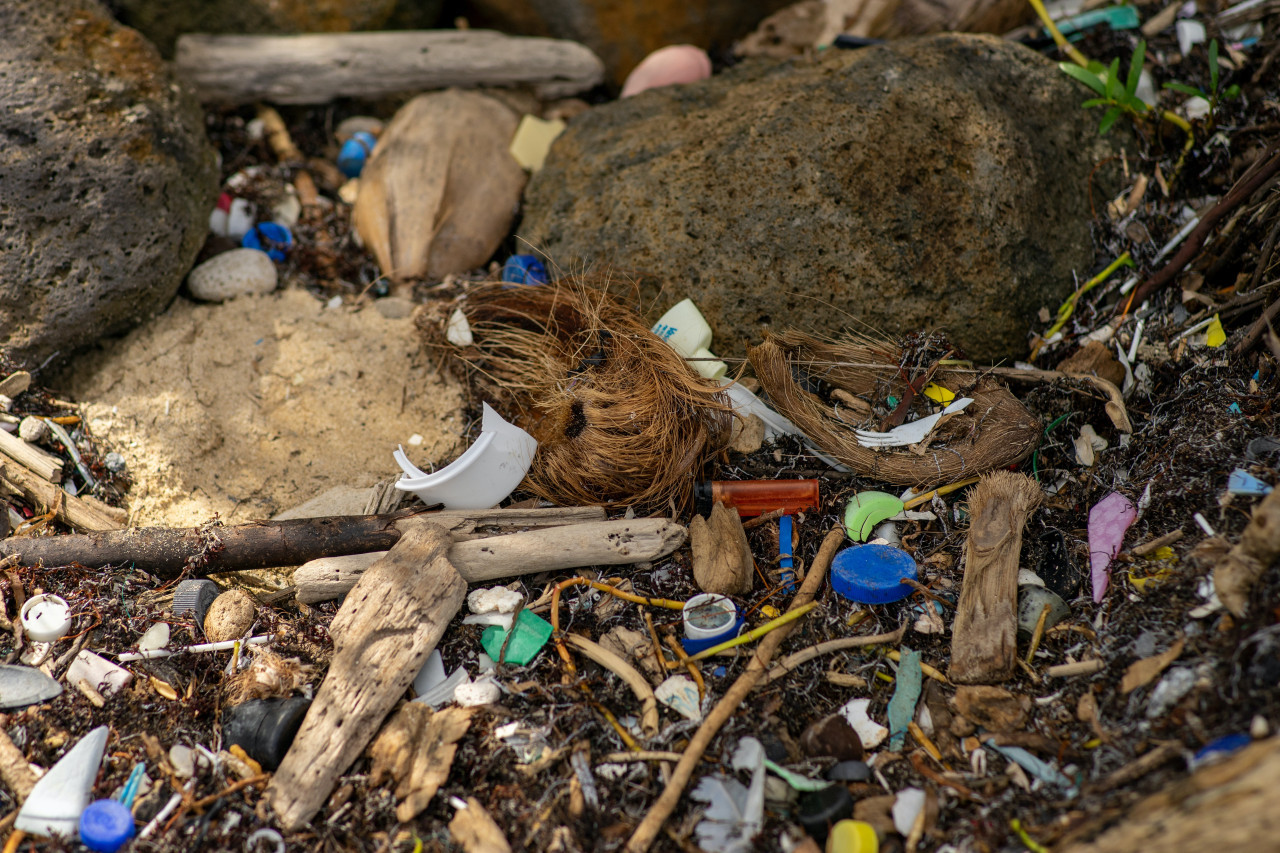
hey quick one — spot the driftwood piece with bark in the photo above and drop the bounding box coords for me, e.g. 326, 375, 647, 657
1214, 487, 1280, 616
294, 518, 687, 602
175, 30, 606, 104
1, 462, 124, 532
0, 430, 63, 484
266, 524, 467, 831
0, 506, 606, 574
949, 472, 1042, 684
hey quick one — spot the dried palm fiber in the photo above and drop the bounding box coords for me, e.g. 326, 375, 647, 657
749, 331, 1040, 488
417, 277, 733, 511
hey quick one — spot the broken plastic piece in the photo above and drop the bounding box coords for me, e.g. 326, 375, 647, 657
891, 787, 926, 836
779, 514, 796, 593
221, 696, 312, 771
21, 593, 71, 643
66, 651, 132, 697
1206, 313, 1226, 347
508, 114, 566, 172
1177, 18, 1207, 54
138, 622, 170, 653
886, 649, 922, 751
0, 664, 63, 709
853, 397, 974, 448
844, 491, 905, 541
621, 45, 712, 98
1017, 586, 1070, 638
838, 697, 888, 750
985, 740, 1078, 797
412, 650, 471, 708
691, 736, 766, 853
241, 222, 293, 262
922, 383, 955, 404
393, 402, 537, 509
337, 131, 377, 178
173, 579, 221, 626
651, 298, 728, 380
694, 479, 819, 517
454, 679, 501, 707
500, 253, 548, 285
1088, 492, 1137, 602
1228, 468, 1273, 496
828, 819, 879, 853
831, 545, 918, 604
446, 307, 473, 346
656, 674, 702, 721
1190, 732, 1251, 769
480, 609, 553, 666
16, 725, 109, 838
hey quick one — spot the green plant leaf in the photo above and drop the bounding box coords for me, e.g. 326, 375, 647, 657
1163, 81, 1205, 97
1209, 39, 1220, 94
1126, 40, 1146, 98
1081, 97, 1110, 108
1060, 62, 1107, 95
1106, 58, 1121, 99
1120, 93, 1148, 113
1098, 105, 1124, 134
1225, 83, 1242, 99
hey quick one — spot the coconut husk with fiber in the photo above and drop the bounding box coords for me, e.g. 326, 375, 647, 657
748, 331, 1039, 488
417, 278, 733, 511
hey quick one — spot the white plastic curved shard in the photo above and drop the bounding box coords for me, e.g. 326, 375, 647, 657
854, 397, 974, 448
393, 402, 537, 510
16, 725, 109, 838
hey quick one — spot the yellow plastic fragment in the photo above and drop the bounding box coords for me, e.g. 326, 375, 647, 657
1206, 314, 1226, 347
760, 605, 781, 619
509, 115, 566, 173
922, 383, 955, 404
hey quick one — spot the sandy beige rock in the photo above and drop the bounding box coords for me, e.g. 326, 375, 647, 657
204, 589, 258, 642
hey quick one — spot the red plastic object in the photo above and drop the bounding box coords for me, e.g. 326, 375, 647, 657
695, 479, 819, 517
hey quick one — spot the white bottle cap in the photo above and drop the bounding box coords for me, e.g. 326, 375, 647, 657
21, 594, 71, 643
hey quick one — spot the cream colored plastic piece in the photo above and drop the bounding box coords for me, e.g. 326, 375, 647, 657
509, 115, 566, 172
393, 402, 537, 509
651, 298, 728, 380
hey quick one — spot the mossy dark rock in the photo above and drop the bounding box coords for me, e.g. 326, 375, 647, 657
0, 0, 218, 372
520, 33, 1110, 363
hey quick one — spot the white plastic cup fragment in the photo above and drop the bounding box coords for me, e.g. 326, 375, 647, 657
65, 651, 133, 697
393, 402, 537, 510
21, 594, 71, 643
15, 725, 109, 838
682, 594, 738, 641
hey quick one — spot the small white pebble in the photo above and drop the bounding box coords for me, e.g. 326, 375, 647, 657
326, 295, 344, 310
407, 433, 424, 446
18, 416, 49, 443
454, 679, 502, 707
1252, 715, 1270, 739
187, 249, 277, 303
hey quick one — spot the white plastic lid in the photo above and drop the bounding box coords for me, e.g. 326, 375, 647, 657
21, 594, 71, 643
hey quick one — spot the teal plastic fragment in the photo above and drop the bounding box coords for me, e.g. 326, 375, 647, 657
762, 758, 831, 792
985, 740, 1079, 798
886, 648, 922, 751
481, 610, 553, 666
1052, 5, 1140, 38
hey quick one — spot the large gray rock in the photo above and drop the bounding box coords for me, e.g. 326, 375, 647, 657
0, 0, 218, 372
520, 34, 1111, 363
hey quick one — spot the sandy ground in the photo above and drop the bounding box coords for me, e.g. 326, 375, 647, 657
55, 287, 465, 527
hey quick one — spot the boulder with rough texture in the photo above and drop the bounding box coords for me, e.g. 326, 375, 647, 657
0, 0, 218, 373
462, 0, 795, 84
519, 34, 1111, 364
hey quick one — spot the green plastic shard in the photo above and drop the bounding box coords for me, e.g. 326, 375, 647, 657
481, 609, 553, 666
843, 491, 905, 541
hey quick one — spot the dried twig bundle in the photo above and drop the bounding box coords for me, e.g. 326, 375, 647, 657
749, 331, 1040, 487
418, 277, 733, 511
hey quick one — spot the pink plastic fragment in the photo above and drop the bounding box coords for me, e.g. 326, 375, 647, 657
1089, 491, 1137, 602
620, 45, 713, 98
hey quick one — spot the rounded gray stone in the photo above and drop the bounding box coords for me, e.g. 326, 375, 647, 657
187, 249, 279, 302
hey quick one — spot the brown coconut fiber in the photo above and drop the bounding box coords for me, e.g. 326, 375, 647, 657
749, 331, 1040, 488
417, 278, 733, 512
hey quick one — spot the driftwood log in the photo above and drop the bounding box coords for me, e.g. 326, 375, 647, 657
949, 472, 1042, 684
175, 30, 605, 104
294, 518, 687, 603
0, 506, 607, 574
1, 462, 124, 532
0, 430, 62, 484
266, 524, 467, 830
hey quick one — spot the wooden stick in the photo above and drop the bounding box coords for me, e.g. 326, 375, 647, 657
565, 634, 659, 738
949, 472, 1042, 685
175, 30, 606, 104
624, 526, 845, 853
1214, 488, 1280, 617
266, 523, 467, 831
1046, 659, 1105, 678
759, 626, 908, 686
293, 518, 686, 602
1130, 529, 1184, 557
0, 463, 122, 532
0, 506, 606, 573
0, 431, 62, 484
0, 722, 36, 802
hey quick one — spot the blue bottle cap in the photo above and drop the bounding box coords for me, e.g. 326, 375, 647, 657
830, 544, 918, 604
241, 222, 293, 262
79, 799, 135, 852
337, 131, 377, 178
501, 254, 548, 285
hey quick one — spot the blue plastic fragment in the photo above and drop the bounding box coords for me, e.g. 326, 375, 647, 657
830, 545, 918, 604
1052, 5, 1140, 38
779, 514, 796, 593
886, 648, 922, 751
1228, 468, 1273, 496
337, 131, 377, 178
241, 222, 293, 262
986, 740, 1079, 798
79, 800, 135, 853
1192, 732, 1252, 769
118, 762, 146, 809
501, 254, 548, 285
1229, 402, 1243, 414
